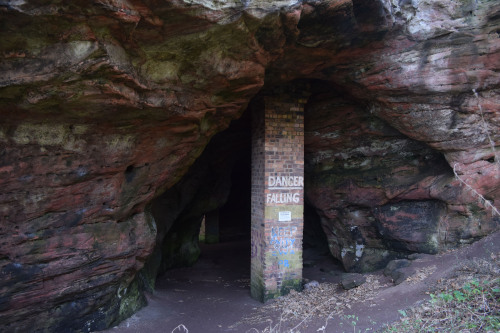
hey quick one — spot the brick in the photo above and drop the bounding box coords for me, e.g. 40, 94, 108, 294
251, 96, 305, 302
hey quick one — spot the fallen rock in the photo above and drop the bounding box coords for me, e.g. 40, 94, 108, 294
384, 259, 415, 285
341, 273, 367, 290
384, 259, 411, 276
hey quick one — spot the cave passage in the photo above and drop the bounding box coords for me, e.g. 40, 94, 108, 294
200, 153, 252, 244
150, 88, 339, 308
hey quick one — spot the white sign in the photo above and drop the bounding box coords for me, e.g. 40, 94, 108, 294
278, 211, 292, 222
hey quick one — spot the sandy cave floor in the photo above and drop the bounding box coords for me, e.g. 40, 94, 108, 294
100, 231, 500, 333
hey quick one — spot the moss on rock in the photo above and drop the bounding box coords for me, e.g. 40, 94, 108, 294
116, 277, 148, 325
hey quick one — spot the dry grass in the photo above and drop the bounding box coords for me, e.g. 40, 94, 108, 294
237, 250, 499, 333
235, 274, 389, 331
406, 265, 437, 285
266, 275, 387, 320
382, 254, 500, 333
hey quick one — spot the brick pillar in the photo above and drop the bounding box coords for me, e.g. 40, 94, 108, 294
204, 209, 220, 244
251, 96, 305, 302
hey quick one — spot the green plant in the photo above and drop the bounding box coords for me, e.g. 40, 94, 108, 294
383, 275, 500, 332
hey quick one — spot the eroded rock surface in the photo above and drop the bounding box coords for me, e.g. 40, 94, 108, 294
0, 0, 498, 331
304, 90, 498, 272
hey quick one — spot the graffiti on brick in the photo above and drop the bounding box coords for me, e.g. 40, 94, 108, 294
270, 226, 297, 256
278, 260, 289, 268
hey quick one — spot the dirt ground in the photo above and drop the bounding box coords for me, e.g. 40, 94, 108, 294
100, 231, 500, 333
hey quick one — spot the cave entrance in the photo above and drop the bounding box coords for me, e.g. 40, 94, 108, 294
150, 88, 317, 304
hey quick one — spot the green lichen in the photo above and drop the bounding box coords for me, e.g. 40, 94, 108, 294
137, 18, 256, 88
136, 248, 162, 293
0, 85, 25, 100
116, 277, 147, 324
199, 113, 214, 134
142, 60, 181, 82
12, 123, 69, 146
251, 280, 265, 302
424, 233, 439, 254
279, 278, 302, 295
263, 278, 302, 302
104, 134, 136, 153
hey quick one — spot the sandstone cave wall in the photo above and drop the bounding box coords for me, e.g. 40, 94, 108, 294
0, 0, 499, 331
304, 90, 498, 272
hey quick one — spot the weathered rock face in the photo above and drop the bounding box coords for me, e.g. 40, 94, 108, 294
304, 91, 498, 272
0, 0, 498, 331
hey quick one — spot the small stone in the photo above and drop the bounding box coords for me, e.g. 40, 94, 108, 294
304, 280, 320, 290
341, 273, 367, 290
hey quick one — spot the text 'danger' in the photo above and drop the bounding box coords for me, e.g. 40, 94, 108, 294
268, 176, 304, 189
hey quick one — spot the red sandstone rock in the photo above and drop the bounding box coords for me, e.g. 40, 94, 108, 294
0, 0, 498, 331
